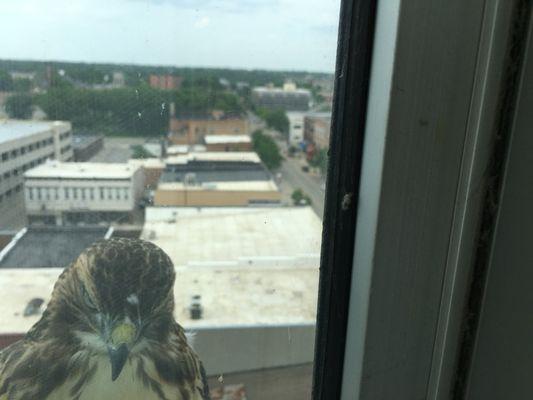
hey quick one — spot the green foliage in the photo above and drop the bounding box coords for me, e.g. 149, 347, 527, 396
172, 88, 244, 115
0, 69, 14, 91
12, 78, 32, 92
252, 130, 282, 170
36, 86, 171, 136
309, 148, 328, 175
5, 94, 33, 119
131, 145, 156, 159
257, 108, 289, 136
291, 188, 312, 206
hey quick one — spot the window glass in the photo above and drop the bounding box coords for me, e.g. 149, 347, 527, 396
0, 1, 339, 398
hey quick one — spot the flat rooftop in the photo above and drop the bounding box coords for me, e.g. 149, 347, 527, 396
166, 152, 260, 165
157, 180, 279, 192
204, 135, 251, 144
0, 120, 70, 145
0, 226, 110, 269
166, 145, 206, 155
24, 160, 140, 180
0, 265, 318, 333
252, 87, 311, 95
72, 135, 103, 149
141, 207, 322, 268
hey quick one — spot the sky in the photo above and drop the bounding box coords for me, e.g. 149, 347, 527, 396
0, 0, 341, 72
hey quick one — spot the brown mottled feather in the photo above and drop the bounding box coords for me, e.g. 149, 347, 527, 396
0, 238, 210, 400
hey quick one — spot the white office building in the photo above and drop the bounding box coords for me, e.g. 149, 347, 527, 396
24, 161, 144, 226
287, 112, 305, 146
0, 120, 73, 229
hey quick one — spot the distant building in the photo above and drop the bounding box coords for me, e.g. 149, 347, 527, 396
72, 134, 104, 161
154, 152, 280, 207
287, 112, 305, 146
169, 112, 249, 145
24, 161, 144, 226
0, 225, 111, 268
112, 71, 125, 87
149, 74, 183, 90
204, 135, 252, 152
251, 83, 311, 111
304, 112, 332, 150
0, 120, 72, 229
127, 158, 165, 190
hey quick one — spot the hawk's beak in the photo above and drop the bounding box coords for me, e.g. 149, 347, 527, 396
107, 322, 136, 381
108, 344, 129, 381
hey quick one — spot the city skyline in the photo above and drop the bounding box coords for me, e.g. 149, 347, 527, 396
0, 0, 341, 73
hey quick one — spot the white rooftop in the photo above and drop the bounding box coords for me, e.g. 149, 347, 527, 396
141, 207, 322, 268
166, 145, 206, 155
252, 87, 311, 95
128, 158, 165, 169
165, 152, 261, 165
157, 180, 279, 192
0, 120, 70, 145
25, 160, 140, 180
0, 265, 318, 333
204, 135, 251, 144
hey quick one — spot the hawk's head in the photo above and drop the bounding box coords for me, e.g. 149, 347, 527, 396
38, 238, 176, 381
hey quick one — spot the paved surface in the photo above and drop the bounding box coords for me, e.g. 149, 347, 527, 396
89, 137, 146, 163
280, 157, 325, 219
207, 363, 313, 400
0, 192, 26, 231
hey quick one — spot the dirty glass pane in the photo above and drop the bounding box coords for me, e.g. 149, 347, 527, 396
0, 1, 339, 399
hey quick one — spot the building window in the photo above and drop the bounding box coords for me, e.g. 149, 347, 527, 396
45, 188, 50, 201
27, 188, 33, 201
81, 188, 86, 200
73, 188, 78, 199
116, 188, 121, 200
107, 188, 112, 200
89, 188, 94, 200
65, 187, 69, 199
100, 187, 105, 200
124, 188, 129, 200
36, 187, 41, 201
1, 152, 8, 161
55, 188, 59, 200
15, 184, 22, 193
3, 172, 10, 179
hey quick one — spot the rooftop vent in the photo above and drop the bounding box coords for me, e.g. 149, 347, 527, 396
24, 298, 44, 317
189, 294, 203, 320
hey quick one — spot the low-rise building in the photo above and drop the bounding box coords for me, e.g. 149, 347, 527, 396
304, 112, 332, 149
149, 74, 183, 90
169, 113, 249, 145
251, 83, 311, 111
154, 180, 281, 207
154, 152, 280, 207
0, 120, 73, 229
72, 134, 104, 161
24, 161, 144, 226
204, 135, 252, 152
0, 225, 111, 268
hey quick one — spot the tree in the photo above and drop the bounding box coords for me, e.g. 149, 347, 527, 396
257, 108, 289, 137
252, 130, 282, 170
0, 70, 14, 92
131, 145, 156, 159
6, 94, 33, 119
291, 188, 312, 206
309, 148, 328, 175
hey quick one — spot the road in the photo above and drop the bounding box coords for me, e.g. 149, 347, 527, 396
280, 157, 325, 219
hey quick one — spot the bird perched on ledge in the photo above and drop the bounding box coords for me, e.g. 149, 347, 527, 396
0, 238, 210, 400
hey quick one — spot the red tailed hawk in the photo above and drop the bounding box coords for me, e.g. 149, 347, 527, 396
0, 238, 210, 400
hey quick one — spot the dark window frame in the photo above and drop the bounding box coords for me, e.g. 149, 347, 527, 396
312, 0, 377, 399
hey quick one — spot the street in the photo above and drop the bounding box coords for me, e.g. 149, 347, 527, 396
280, 156, 325, 219
264, 129, 326, 219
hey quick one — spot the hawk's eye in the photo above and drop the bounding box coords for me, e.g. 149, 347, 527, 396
82, 285, 98, 312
